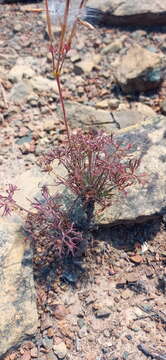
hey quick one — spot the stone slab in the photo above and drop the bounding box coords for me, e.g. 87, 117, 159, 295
95, 115, 166, 224
0, 215, 39, 358
86, 0, 166, 26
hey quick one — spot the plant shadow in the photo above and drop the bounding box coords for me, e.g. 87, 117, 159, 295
93, 216, 163, 251
32, 214, 164, 291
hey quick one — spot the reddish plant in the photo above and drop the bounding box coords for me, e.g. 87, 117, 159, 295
0, 184, 83, 257
0, 184, 19, 216
41, 129, 144, 221
28, 186, 84, 256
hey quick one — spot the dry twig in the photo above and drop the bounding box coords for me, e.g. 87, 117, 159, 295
138, 344, 166, 360
137, 305, 166, 327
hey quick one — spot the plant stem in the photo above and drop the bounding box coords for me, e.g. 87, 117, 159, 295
44, 0, 55, 70
55, 74, 71, 145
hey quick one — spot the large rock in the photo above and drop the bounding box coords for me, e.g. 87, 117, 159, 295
0, 167, 63, 357
56, 101, 117, 132
0, 215, 39, 358
86, 0, 166, 26
112, 44, 165, 93
95, 115, 166, 224
110, 109, 149, 129
57, 102, 156, 131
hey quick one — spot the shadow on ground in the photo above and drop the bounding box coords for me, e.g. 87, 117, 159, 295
94, 216, 163, 250
33, 215, 165, 289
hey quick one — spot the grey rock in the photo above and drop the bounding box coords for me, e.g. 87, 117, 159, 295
8, 80, 33, 104
27, 94, 39, 107
8, 65, 35, 83
131, 30, 147, 40
74, 54, 101, 74
95, 99, 109, 109
13, 166, 58, 212
109, 98, 120, 110
131, 103, 157, 118
13, 23, 22, 33
29, 76, 59, 93
56, 101, 117, 132
75, 337, 81, 352
146, 45, 158, 53
77, 318, 85, 329
101, 38, 125, 55
78, 326, 88, 338
95, 115, 166, 224
0, 215, 39, 358
53, 342, 67, 359
86, 0, 166, 26
69, 50, 81, 63
112, 44, 165, 93
110, 110, 146, 129
42, 336, 53, 350
95, 307, 111, 318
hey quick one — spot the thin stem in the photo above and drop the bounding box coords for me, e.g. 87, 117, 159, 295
44, 0, 52, 38
59, 50, 68, 74
44, 0, 55, 70
55, 74, 71, 145
56, 0, 70, 72
44, 0, 71, 145
67, 0, 87, 46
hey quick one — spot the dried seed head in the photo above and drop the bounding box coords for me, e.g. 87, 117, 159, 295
48, 0, 86, 29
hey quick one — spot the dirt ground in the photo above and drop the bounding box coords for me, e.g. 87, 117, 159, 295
0, 2, 166, 359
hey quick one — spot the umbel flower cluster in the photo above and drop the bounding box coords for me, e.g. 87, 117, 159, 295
42, 130, 144, 212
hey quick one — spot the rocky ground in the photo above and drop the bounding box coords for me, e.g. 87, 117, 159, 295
0, 1, 166, 360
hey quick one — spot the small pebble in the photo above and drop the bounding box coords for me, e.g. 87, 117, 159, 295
95, 307, 111, 318
53, 342, 67, 359
30, 347, 38, 358
42, 336, 53, 350
126, 334, 132, 340
13, 24, 22, 33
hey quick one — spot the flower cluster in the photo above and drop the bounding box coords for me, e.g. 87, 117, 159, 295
0, 183, 84, 256
41, 130, 144, 212
0, 184, 18, 216
27, 186, 84, 257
